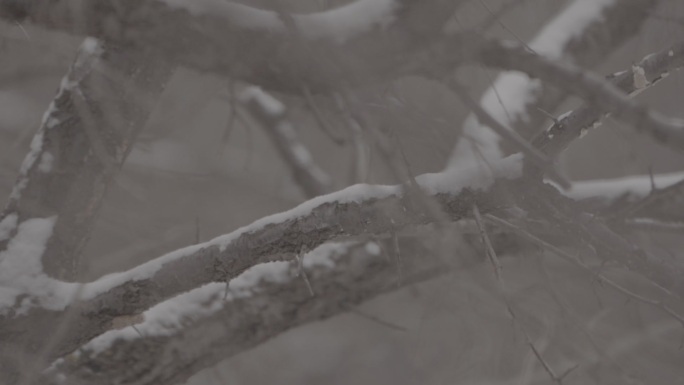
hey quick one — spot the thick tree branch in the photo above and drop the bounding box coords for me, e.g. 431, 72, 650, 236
45, 239, 449, 385
0, 155, 525, 366
0, 0, 462, 94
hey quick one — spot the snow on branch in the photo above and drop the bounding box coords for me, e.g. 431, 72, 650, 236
466, 37, 684, 153
563, 172, 684, 202
0, 154, 524, 365
47, 239, 447, 385
0, 40, 176, 382
446, 0, 658, 170
42, 172, 684, 384
534, 41, 684, 156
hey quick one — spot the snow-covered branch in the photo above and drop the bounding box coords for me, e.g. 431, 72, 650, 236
45, 239, 447, 385
41, 170, 684, 383
0, 41, 175, 384
0, 155, 524, 364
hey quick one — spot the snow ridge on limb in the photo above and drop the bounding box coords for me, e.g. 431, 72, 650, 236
446, 0, 657, 171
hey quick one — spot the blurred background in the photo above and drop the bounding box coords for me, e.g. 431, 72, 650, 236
1, 0, 684, 384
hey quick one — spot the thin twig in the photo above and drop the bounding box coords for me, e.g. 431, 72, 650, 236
486, 214, 684, 327
472, 204, 566, 384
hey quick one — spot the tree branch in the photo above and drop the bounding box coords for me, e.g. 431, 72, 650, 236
533, 41, 684, 156
0, 0, 463, 93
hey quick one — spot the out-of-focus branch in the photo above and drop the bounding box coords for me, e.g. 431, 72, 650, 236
241, 87, 333, 198
0, 0, 462, 94
0, 41, 174, 384
0, 40, 173, 281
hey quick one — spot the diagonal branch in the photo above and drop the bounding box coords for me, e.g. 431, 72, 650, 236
460, 37, 684, 153
241, 87, 333, 198
0, 42, 174, 385
45, 239, 449, 385
533, 41, 684, 156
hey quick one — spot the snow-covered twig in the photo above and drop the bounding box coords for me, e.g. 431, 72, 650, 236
241, 87, 333, 198
561, 171, 684, 203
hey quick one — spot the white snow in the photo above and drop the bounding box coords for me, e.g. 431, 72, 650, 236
0, 217, 69, 315
303, 242, 351, 269
419, 153, 523, 195
9, 127, 45, 200
446, 0, 616, 171
159, 0, 399, 43
228, 261, 291, 293
38, 152, 54, 173
561, 172, 684, 201
364, 242, 381, 256
241, 86, 285, 116
0, 214, 18, 243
